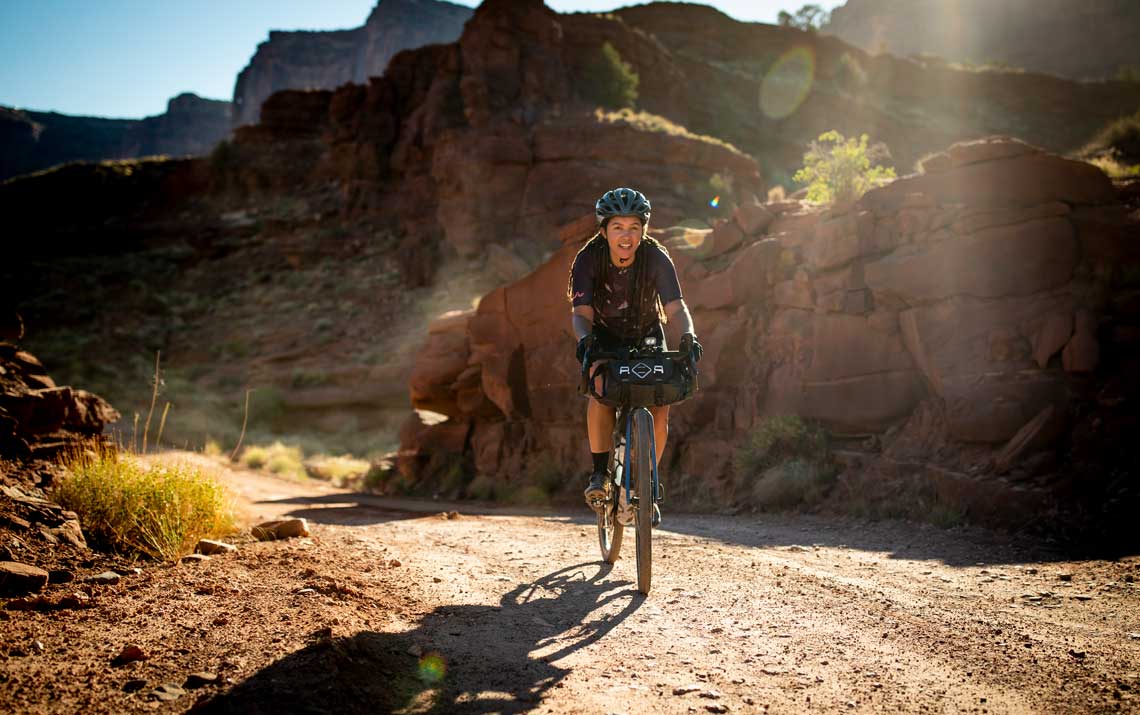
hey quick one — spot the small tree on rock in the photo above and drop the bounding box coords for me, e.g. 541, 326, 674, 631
778, 4, 831, 32
793, 130, 897, 204
581, 42, 639, 110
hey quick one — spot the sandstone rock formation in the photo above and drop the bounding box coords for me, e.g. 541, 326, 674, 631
0, 94, 230, 181
0, 338, 120, 459
222, 0, 765, 275
231, 0, 473, 127
401, 137, 1140, 519
825, 0, 1140, 81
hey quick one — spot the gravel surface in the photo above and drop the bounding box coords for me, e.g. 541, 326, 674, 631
2, 454, 1138, 714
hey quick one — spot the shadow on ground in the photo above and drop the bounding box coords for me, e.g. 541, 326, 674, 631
263, 490, 1123, 567
192, 562, 641, 714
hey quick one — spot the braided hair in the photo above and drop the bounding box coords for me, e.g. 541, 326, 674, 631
566, 230, 670, 337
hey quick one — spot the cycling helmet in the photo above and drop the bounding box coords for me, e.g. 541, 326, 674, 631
595, 187, 651, 226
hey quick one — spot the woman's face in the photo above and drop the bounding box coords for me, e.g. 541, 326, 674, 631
604, 216, 644, 267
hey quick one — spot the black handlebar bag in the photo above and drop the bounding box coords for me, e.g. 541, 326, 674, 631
594, 356, 696, 408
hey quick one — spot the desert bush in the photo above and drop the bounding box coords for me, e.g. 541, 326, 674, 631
734, 416, 836, 510
793, 130, 897, 204
55, 448, 236, 561
304, 454, 371, 487
1116, 64, 1140, 83
1084, 110, 1140, 162
750, 458, 834, 510
580, 42, 639, 109
239, 441, 307, 480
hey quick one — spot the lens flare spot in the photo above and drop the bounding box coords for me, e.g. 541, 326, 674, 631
681, 229, 709, 248
759, 46, 815, 120
418, 653, 447, 684
709, 195, 720, 208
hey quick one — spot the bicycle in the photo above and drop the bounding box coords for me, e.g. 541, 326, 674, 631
580, 341, 698, 595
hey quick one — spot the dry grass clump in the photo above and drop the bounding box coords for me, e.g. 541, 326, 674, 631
593, 108, 742, 153
55, 447, 237, 561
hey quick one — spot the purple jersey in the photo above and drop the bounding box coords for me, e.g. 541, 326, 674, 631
570, 242, 683, 339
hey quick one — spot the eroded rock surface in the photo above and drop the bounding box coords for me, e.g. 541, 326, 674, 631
402, 137, 1140, 521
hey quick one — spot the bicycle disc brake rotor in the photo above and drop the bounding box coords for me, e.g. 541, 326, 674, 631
617, 486, 635, 526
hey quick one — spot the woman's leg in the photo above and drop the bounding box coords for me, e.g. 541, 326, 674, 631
587, 398, 616, 453
647, 404, 670, 465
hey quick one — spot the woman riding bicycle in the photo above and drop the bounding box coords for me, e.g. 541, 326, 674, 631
567, 187, 703, 522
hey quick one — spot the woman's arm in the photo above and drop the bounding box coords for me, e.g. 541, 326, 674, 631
663, 299, 694, 337
572, 305, 595, 341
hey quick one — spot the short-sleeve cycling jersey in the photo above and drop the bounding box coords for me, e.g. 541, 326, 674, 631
570, 242, 682, 340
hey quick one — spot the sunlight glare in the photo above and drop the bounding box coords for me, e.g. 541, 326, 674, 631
759, 46, 815, 120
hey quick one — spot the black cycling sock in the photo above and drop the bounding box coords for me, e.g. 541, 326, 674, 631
591, 451, 608, 474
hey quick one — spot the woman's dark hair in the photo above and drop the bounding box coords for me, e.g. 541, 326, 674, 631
566, 231, 670, 335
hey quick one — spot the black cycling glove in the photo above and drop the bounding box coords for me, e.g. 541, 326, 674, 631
680, 333, 703, 363
576, 333, 596, 363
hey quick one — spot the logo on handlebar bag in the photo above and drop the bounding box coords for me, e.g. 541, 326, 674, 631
619, 362, 663, 380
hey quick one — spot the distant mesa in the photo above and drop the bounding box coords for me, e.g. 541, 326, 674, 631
825, 0, 1140, 80
0, 93, 230, 182
231, 0, 473, 127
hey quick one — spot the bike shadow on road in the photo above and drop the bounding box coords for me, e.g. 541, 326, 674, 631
258, 491, 597, 528
192, 561, 643, 715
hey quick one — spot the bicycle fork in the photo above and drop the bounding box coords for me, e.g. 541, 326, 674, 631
622, 408, 662, 508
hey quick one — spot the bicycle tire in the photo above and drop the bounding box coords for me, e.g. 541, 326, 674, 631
597, 477, 623, 564
632, 408, 654, 595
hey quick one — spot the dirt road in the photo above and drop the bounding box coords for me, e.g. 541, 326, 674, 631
3, 456, 1139, 714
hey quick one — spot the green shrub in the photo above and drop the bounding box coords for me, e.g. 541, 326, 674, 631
793, 130, 897, 204
1116, 64, 1140, 83
580, 42, 639, 110
750, 458, 833, 510
734, 415, 828, 475
56, 448, 237, 561
734, 416, 836, 510
240, 441, 307, 480
1085, 110, 1140, 162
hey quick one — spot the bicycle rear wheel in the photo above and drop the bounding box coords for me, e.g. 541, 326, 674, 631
632, 408, 654, 595
597, 477, 623, 563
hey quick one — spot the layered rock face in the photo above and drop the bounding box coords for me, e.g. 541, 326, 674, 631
231, 0, 472, 127
225, 0, 765, 272
825, 0, 1140, 80
0, 94, 230, 181
402, 138, 1140, 518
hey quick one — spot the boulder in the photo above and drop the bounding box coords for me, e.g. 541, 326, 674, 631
409, 310, 473, 416
943, 372, 1068, 443
0, 561, 49, 596
765, 365, 925, 432
1062, 310, 1099, 373
733, 203, 775, 236
863, 148, 1115, 210
898, 293, 1073, 396
946, 136, 1041, 167
865, 217, 1078, 306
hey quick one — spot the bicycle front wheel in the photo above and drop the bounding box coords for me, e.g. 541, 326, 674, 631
632, 408, 654, 595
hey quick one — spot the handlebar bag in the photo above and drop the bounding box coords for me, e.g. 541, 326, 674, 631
597, 355, 696, 408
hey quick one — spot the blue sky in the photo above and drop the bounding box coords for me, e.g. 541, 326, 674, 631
0, 0, 842, 119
